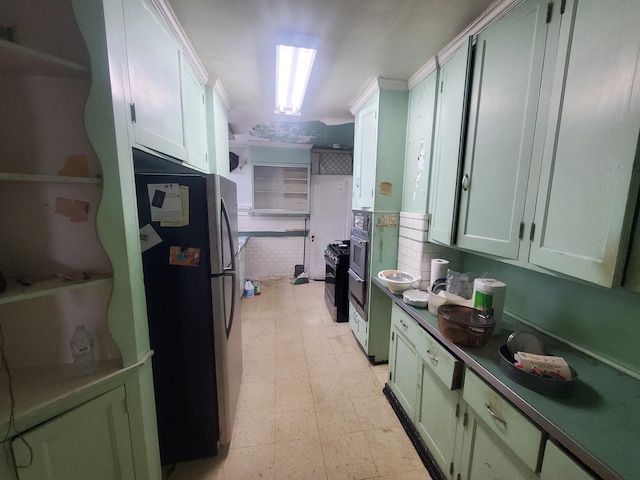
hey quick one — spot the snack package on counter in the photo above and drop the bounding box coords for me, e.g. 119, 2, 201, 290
445, 269, 488, 299
515, 352, 572, 380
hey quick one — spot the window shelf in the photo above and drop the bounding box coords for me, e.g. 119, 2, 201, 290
0, 39, 89, 78
0, 275, 112, 306
252, 164, 310, 214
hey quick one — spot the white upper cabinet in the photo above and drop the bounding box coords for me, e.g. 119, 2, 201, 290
182, 60, 208, 171
456, 0, 551, 259
351, 80, 409, 212
353, 99, 378, 209
123, 0, 187, 161
527, 0, 640, 287
427, 38, 472, 246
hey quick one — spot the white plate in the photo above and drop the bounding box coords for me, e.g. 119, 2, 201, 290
403, 289, 428, 307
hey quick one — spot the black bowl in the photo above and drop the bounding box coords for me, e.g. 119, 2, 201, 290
498, 345, 578, 396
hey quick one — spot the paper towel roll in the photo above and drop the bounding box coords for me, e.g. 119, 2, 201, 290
472, 278, 506, 336
430, 259, 449, 289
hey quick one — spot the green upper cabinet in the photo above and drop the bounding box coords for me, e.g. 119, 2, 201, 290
182, 60, 208, 172
123, 0, 187, 161
402, 71, 438, 214
428, 39, 472, 245
456, 0, 551, 258
456, 0, 640, 287
351, 79, 408, 211
526, 0, 640, 287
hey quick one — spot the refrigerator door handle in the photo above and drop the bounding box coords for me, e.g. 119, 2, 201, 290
225, 271, 236, 338
221, 199, 236, 271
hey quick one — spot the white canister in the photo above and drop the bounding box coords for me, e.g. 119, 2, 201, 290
472, 279, 506, 335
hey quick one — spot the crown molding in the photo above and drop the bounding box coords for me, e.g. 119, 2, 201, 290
149, 0, 209, 85
213, 78, 232, 111
349, 77, 408, 115
407, 0, 519, 88
408, 57, 439, 90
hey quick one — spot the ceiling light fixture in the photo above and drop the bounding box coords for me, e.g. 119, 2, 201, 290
275, 33, 318, 116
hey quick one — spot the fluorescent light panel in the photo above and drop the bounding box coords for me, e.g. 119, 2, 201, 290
275, 38, 317, 116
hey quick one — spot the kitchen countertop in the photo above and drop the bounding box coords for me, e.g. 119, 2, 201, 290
374, 277, 640, 480
238, 235, 249, 252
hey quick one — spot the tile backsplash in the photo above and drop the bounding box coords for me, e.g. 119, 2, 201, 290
397, 212, 461, 290
238, 214, 310, 280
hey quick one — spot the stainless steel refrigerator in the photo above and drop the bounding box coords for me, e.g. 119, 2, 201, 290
135, 172, 243, 465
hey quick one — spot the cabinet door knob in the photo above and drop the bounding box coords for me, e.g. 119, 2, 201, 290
355, 177, 360, 188
461, 173, 470, 191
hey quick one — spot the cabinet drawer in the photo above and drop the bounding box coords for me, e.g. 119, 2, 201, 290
463, 370, 543, 471
540, 440, 596, 480
392, 304, 462, 391
391, 304, 420, 343
419, 332, 462, 391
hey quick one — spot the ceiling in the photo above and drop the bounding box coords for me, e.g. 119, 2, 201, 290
168, 0, 496, 147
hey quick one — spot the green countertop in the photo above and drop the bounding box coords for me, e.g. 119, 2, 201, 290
374, 277, 640, 480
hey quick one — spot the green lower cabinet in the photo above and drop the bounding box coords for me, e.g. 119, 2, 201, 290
540, 440, 596, 480
13, 387, 134, 480
457, 406, 538, 480
457, 370, 542, 480
415, 360, 460, 477
349, 303, 368, 351
388, 324, 419, 419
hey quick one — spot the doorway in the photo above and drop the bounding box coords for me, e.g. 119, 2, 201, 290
309, 175, 353, 279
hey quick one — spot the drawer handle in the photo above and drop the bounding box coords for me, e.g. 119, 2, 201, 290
400, 320, 408, 330
485, 403, 506, 425
426, 350, 438, 363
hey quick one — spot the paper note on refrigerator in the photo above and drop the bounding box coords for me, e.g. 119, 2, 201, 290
147, 183, 182, 221
139, 224, 162, 253
161, 186, 189, 227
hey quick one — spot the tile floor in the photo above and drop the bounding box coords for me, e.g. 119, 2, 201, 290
166, 279, 432, 480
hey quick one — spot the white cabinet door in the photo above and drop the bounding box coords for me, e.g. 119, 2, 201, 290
182, 60, 208, 171
124, 0, 186, 160
528, 0, 640, 287
353, 101, 378, 209
456, 0, 550, 258
428, 38, 472, 245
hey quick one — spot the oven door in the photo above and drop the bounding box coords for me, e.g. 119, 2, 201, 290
349, 235, 368, 280
325, 256, 337, 306
348, 268, 367, 320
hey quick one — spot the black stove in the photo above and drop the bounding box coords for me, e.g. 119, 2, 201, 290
324, 240, 350, 322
